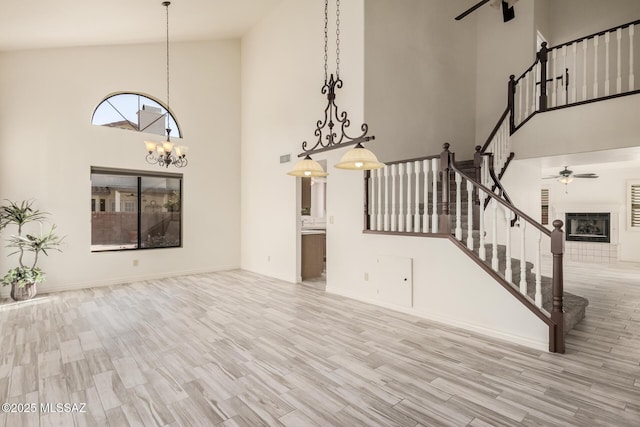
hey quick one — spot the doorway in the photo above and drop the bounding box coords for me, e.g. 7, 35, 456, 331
299, 161, 327, 289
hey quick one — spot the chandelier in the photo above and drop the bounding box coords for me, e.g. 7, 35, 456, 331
144, 1, 188, 168
287, 0, 382, 177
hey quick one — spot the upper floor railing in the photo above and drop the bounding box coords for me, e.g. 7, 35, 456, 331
511, 19, 640, 131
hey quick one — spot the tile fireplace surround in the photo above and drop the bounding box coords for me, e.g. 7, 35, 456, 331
552, 205, 620, 264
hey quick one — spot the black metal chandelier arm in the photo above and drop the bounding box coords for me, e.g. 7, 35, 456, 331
298, 74, 374, 157
146, 153, 160, 165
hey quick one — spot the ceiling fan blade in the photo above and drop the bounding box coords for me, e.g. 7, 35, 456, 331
573, 174, 599, 178
455, 0, 491, 21
543, 176, 561, 179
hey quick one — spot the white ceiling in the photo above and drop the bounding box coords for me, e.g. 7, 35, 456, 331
0, 0, 283, 51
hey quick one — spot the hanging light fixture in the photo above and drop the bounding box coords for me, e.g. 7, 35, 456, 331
287, 0, 383, 176
144, 1, 188, 168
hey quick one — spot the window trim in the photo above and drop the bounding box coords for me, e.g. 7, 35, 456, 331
91, 167, 183, 252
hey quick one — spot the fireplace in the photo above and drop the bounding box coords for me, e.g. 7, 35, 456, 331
565, 212, 610, 243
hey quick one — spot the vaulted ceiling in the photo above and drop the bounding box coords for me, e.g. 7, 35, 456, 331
0, 0, 283, 51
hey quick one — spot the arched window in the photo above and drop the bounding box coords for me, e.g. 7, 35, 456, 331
91, 92, 182, 139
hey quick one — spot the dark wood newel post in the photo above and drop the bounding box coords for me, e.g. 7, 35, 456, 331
550, 219, 565, 353
439, 143, 451, 233
507, 75, 516, 133
538, 42, 549, 112
472, 146, 482, 229
364, 170, 371, 231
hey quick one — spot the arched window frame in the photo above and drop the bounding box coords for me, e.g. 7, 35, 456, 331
91, 92, 183, 139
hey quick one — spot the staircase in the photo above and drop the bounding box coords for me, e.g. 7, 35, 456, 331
361, 18, 640, 352
450, 160, 587, 334
364, 149, 586, 352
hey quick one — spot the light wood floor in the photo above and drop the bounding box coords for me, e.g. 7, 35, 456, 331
0, 262, 639, 426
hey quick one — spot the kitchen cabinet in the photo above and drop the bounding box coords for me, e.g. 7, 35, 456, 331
301, 232, 325, 279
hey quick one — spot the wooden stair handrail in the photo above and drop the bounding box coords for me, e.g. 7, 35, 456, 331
450, 162, 551, 237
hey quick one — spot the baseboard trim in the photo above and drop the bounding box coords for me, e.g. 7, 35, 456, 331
326, 286, 548, 352
0, 265, 240, 298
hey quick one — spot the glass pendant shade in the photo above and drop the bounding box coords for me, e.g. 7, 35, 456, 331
559, 175, 574, 184
145, 141, 158, 153
287, 156, 328, 177
334, 144, 384, 170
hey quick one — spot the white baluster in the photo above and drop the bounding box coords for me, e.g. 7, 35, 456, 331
495, 129, 501, 171
406, 162, 413, 232
616, 28, 622, 94
517, 82, 523, 125
422, 160, 429, 233
390, 164, 397, 232
369, 170, 377, 231
482, 156, 490, 189
431, 158, 438, 233
604, 32, 610, 96
479, 189, 486, 261
491, 198, 499, 271
571, 42, 577, 103
524, 73, 530, 117
504, 208, 512, 282
466, 180, 474, 250
630, 25, 635, 90
561, 45, 567, 105
383, 166, 389, 231
519, 221, 527, 294
455, 172, 462, 240
377, 168, 383, 231
582, 40, 588, 100
532, 65, 538, 113
398, 163, 405, 232
552, 48, 558, 107
414, 161, 420, 232
593, 35, 599, 98
535, 231, 542, 308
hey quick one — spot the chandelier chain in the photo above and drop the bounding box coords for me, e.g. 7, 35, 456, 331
323, 0, 342, 81
323, 0, 329, 83
335, 0, 340, 78
165, 2, 170, 118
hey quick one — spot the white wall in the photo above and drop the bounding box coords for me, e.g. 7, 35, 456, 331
512, 95, 640, 159
544, 164, 640, 262
474, 0, 537, 147
240, 0, 364, 283
547, 0, 640, 46
364, 0, 477, 161
0, 40, 241, 296
329, 234, 549, 350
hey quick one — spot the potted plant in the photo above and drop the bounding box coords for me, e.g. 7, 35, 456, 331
0, 200, 64, 301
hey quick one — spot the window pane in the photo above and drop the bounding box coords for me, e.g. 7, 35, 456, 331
140, 176, 181, 249
92, 93, 182, 138
91, 174, 139, 251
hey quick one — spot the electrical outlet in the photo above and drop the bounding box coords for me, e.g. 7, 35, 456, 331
133, 259, 139, 267
267, 255, 271, 262
364, 272, 369, 281
329, 216, 334, 224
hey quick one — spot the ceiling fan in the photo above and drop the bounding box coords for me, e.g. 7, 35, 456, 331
455, 0, 518, 22
543, 166, 599, 184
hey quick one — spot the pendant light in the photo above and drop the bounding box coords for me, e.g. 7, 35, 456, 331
287, 155, 329, 177
144, 1, 188, 168
288, 0, 382, 176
